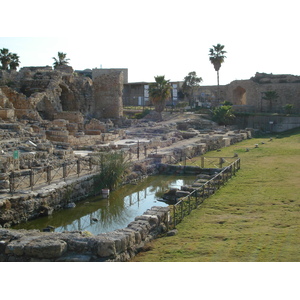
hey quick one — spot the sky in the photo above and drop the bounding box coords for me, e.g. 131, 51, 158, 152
1, 0, 299, 86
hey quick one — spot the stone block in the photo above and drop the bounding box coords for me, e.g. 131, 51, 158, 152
24, 237, 67, 259
5, 235, 38, 256
127, 220, 151, 240
0, 109, 14, 120
96, 235, 116, 258
108, 232, 128, 254
114, 228, 136, 247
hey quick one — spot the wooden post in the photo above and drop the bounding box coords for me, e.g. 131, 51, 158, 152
47, 166, 51, 184
181, 201, 184, 221
77, 159, 81, 176
89, 158, 92, 172
173, 205, 176, 228
30, 168, 34, 190
63, 163, 67, 181
9, 171, 15, 194
201, 156, 204, 168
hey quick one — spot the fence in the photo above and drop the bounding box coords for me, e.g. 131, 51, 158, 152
5, 149, 147, 193
7, 158, 100, 193
169, 157, 241, 228
181, 155, 239, 168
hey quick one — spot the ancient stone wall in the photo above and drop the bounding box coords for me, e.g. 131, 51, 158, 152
236, 115, 300, 132
0, 206, 170, 262
92, 69, 124, 119
198, 73, 300, 113
0, 174, 96, 227
0, 67, 93, 121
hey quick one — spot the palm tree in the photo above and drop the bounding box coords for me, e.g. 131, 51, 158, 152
149, 75, 172, 121
209, 44, 227, 100
0, 48, 12, 70
262, 91, 279, 112
52, 52, 70, 68
9, 53, 21, 70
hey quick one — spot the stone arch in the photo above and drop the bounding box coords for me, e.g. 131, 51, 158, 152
233, 86, 247, 105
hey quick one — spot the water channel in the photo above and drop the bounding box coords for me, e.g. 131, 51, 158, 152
13, 175, 196, 235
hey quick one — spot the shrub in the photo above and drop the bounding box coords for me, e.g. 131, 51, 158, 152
94, 151, 130, 191
212, 105, 236, 125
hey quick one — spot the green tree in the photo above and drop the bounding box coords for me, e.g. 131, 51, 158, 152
0, 48, 12, 70
52, 52, 70, 68
0, 49, 20, 70
149, 75, 172, 120
209, 44, 227, 99
182, 71, 203, 107
262, 91, 279, 112
212, 105, 235, 125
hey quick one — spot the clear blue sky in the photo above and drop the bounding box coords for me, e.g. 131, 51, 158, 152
1, 0, 299, 85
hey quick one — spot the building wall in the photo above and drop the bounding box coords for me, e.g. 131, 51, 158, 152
123, 81, 183, 107
196, 73, 300, 113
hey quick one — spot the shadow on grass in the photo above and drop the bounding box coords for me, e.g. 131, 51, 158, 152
274, 127, 300, 139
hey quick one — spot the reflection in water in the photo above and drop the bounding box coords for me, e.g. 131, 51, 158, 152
13, 175, 195, 235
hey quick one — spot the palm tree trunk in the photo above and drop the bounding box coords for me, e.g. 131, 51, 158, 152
217, 70, 220, 102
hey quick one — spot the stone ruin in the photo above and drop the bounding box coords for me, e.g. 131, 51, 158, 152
198, 72, 300, 113
0, 65, 254, 230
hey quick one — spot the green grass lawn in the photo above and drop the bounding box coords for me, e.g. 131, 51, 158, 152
132, 128, 300, 262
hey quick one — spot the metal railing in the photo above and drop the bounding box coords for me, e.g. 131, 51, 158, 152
169, 158, 241, 228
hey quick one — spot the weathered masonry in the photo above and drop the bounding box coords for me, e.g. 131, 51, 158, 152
0, 206, 170, 262
92, 68, 127, 119
197, 73, 300, 113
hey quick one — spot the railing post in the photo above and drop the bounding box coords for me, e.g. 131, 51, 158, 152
219, 157, 223, 168
63, 163, 67, 181
201, 156, 204, 168
9, 171, 15, 194
30, 168, 34, 191
173, 205, 176, 228
181, 201, 183, 221
77, 159, 81, 176
47, 165, 51, 184
89, 158, 93, 172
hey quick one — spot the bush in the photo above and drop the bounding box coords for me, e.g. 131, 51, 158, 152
134, 108, 151, 119
94, 151, 130, 191
212, 105, 236, 125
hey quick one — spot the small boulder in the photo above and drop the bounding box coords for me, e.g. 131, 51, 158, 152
167, 229, 178, 236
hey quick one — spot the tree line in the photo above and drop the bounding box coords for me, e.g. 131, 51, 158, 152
0, 50, 70, 71
149, 43, 227, 119
1, 45, 230, 121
